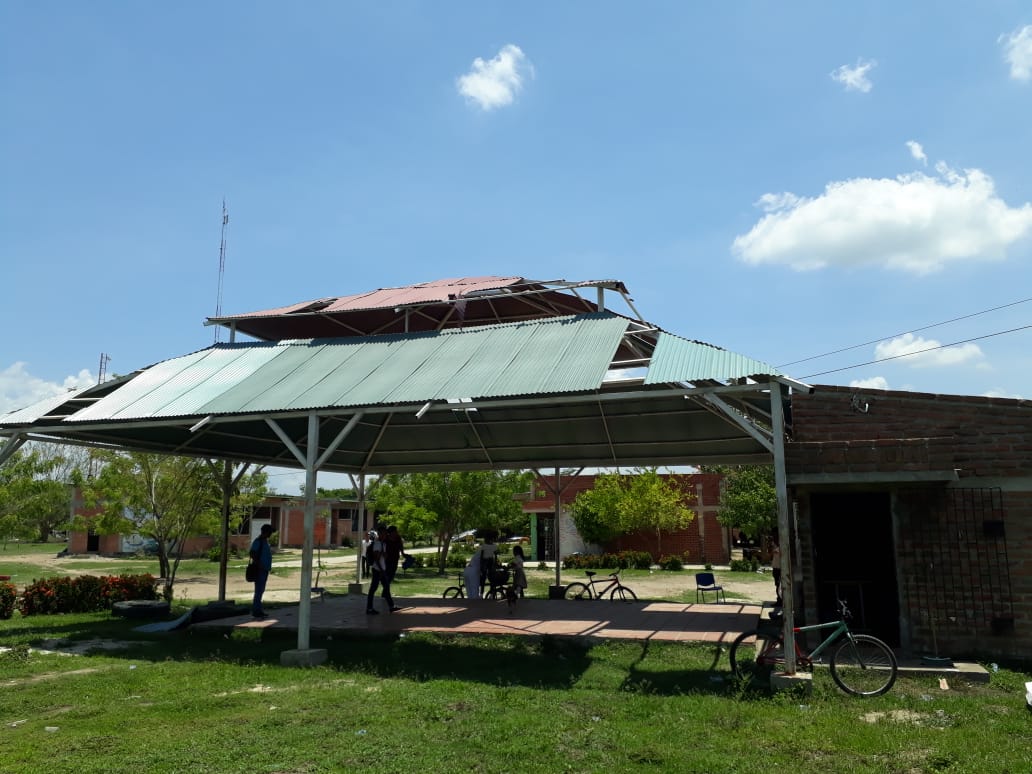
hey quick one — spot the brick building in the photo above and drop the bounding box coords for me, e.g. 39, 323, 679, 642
786, 384, 1031, 661
521, 472, 730, 565
67, 491, 376, 557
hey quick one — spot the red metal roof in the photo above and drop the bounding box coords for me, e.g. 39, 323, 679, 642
208, 276, 633, 342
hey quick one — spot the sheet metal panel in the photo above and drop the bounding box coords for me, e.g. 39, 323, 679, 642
64, 314, 628, 421
0, 387, 91, 425
645, 332, 782, 384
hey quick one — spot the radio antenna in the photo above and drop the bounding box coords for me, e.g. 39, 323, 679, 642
214, 199, 228, 343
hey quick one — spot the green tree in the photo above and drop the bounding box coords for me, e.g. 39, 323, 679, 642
371, 470, 532, 573
703, 464, 777, 541
0, 445, 75, 545
570, 468, 695, 557
76, 452, 224, 600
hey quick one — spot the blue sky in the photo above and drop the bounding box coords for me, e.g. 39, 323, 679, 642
3, 3, 1032, 494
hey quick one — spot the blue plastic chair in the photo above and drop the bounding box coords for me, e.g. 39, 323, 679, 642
695, 572, 726, 603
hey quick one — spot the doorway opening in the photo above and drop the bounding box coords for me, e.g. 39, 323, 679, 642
809, 491, 900, 646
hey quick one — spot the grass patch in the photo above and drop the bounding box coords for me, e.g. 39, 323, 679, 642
1, 612, 1030, 773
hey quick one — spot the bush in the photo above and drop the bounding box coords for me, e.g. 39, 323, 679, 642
729, 558, 760, 573
562, 550, 653, 571
16, 574, 157, 616
658, 555, 683, 571
0, 582, 16, 619
206, 545, 240, 561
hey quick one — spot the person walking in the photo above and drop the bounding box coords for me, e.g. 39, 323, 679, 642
249, 523, 276, 619
365, 530, 398, 615
770, 532, 783, 608
382, 525, 409, 581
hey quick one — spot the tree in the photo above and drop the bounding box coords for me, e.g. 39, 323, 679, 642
570, 468, 695, 557
703, 464, 777, 542
370, 470, 533, 573
313, 486, 357, 499
76, 452, 224, 600
0, 445, 75, 545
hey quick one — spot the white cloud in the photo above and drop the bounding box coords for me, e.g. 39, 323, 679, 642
849, 376, 890, 390
457, 44, 532, 110
0, 362, 95, 414
732, 163, 1032, 273
906, 140, 927, 165
831, 58, 876, 92
874, 334, 983, 368
982, 389, 1024, 399
1000, 25, 1032, 81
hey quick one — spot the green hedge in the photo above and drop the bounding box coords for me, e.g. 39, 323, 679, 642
0, 582, 15, 619
562, 550, 653, 571
16, 574, 157, 616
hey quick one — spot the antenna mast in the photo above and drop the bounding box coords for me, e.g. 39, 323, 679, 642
214, 199, 228, 343
98, 352, 111, 384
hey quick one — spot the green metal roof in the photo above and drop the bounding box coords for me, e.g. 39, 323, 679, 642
0, 313, 795, 474
646, 332, 782, 385
65, 313, 629, 422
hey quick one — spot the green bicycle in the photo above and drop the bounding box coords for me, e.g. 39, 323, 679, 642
729, 600, 898, 696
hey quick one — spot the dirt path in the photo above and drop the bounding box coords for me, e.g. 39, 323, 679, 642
3, 548, 773, 606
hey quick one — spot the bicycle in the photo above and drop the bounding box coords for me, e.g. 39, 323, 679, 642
729, 600, 898, 696
442, 572, 508, 601
563, 569, 637, 602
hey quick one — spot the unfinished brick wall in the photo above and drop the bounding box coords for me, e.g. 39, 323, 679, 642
788, 385, 1032, 660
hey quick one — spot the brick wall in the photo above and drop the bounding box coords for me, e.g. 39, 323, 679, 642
525, 472, 730, 564
787, 385, 1032, 660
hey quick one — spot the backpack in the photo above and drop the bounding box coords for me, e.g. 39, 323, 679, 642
365, 540, 379, 566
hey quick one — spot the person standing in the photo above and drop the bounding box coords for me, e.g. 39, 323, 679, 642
478, 533, 499, 596
510, 544, 528, 598
770, 533, 783, 608
249, 523, 276, 619
365, 530, 398, 615
463, 550, 482, 600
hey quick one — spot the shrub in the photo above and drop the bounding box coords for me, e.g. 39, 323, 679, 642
729, 558, 761, 573
658, 555, 683, 571
0, 582, 16, 619
16, 574, 156, 616
562, 550, 653, 571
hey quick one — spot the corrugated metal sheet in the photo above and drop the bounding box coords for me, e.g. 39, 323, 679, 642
645, 332, 782, 384
67, 314, 631, 422
0, 387, 91, 425
227, 276, 523, 319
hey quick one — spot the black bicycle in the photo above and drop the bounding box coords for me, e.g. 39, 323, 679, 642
442, 567, 510, 601
563, 569, 637, 602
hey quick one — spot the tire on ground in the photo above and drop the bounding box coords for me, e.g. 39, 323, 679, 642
111, 599, 171, 619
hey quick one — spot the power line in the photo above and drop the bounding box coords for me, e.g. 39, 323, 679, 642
779, 295, 1032, 368
801, 323, 1032, 379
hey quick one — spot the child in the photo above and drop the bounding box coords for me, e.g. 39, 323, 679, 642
511, 544, 528, 598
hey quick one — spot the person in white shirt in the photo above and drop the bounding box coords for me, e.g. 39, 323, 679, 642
365, 530, 398, 615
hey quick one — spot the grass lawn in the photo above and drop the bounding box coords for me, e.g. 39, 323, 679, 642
1, 609, 1030, 774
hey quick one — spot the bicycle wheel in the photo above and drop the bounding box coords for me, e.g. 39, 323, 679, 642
442, 586, 464, 599
609, 585, 637, 602
564, 582, 592, 600
729, 629, 782, 684
829, 634, 898, 697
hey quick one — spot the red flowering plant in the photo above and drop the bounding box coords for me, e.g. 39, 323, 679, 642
16, 574, 157, 616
